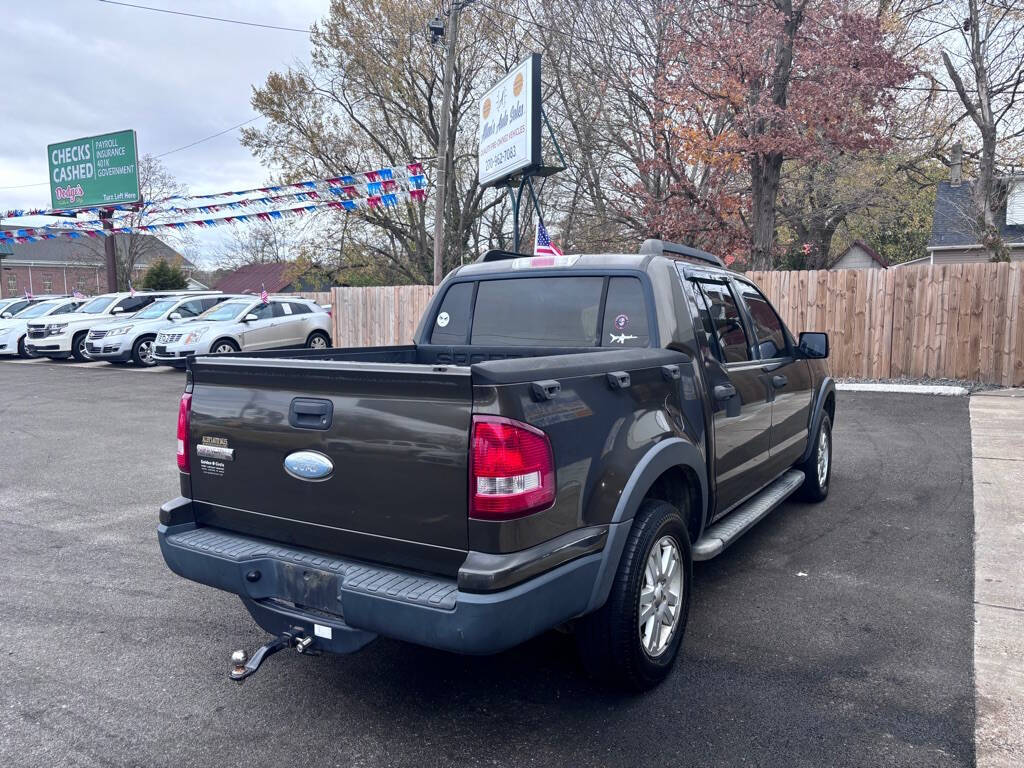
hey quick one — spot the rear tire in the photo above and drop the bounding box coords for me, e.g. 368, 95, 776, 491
576, 499, 691, 691
71, 332, 89, 362
131, 335, 157, 367
796, 413, 832, 502
306, 330, 331, 349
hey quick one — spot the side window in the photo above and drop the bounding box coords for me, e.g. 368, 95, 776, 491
52, 303, 76, 315
114, 296, 151, 313
250, 303, 274, 320
177, 300, 205, 317
693, 281, 751, 363
735, 282, 788, 359
600, 277, 650, 347
430, 282, 474, 344
289, 302, 311, 314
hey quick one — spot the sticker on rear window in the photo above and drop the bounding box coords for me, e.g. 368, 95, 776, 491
436, 312, 450, 327
614, 313, 629, 330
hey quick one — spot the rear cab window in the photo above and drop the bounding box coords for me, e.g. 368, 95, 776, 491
428, 274, 654, 349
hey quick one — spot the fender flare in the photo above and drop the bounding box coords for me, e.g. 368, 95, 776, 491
798, 376, 836, 465
584, 438, 708, 613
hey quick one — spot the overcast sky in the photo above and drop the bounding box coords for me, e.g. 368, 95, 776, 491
1, 0, 329, 265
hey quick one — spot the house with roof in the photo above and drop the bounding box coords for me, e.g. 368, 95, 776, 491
214, 262, 316, 294
831, 240, 889, 270
0, 231, 195, 297
926, 158, 1024, 264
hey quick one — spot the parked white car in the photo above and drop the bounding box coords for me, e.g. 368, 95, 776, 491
153, 296, 332, 368
0, 294, 70, 320
86, 292, 231, 366
0, 297, 88, 358
25, 291, 185, 361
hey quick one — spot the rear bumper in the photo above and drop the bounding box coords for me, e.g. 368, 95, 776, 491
158, 509, 606, 655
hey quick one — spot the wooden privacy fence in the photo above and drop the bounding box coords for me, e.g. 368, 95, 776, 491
304, 262, 1024, 387
748, 263, 1024, 387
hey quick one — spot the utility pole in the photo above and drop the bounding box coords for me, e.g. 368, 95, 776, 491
431, 2, 462, 286
99, 209, 117, 290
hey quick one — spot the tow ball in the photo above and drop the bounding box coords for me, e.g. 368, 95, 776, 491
229, 631, 315, 682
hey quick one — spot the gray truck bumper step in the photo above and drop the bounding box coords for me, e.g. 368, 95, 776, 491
692, 469, 805, 560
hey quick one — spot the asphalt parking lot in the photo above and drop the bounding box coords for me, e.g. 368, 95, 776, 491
0, 360, 975, 767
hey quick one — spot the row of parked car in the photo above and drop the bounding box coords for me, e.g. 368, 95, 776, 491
0, 290, 333, 367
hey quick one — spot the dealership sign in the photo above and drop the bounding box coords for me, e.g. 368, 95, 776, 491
478, 54, 542, 187
47, 129, 141, 210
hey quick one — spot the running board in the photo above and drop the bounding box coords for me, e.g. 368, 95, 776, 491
692, 469, 805, 560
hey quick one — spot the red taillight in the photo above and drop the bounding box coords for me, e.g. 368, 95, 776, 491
470, 416, 555, 520
176, 392, 192, 472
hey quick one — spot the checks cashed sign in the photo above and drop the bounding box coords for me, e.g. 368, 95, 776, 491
47, 129, 141, 211
478, 54, 542, 187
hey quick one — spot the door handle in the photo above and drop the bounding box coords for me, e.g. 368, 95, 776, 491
771, 374, 788, 389
713, 383, 736, 401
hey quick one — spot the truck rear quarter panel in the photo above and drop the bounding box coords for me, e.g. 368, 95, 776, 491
468, 351, 703, 553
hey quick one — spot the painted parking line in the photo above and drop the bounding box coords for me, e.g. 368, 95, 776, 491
970, 389, 1024, 768
836, 381, 968, 396
1, 358, 176, 372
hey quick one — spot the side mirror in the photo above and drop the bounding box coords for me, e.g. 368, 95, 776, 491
244, 313, 259, 323
168, 312, 182, 321
112, 307, 124, 314
0, 312, 11, 319
798, 331, 829, 359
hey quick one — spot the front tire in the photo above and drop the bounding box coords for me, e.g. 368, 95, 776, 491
17, 335, 30, 358
796, 413, 832, 502
211, 339, 239, 355
577, 499, 692, 691
71, 332, 89, 362
131, 335, 157, 367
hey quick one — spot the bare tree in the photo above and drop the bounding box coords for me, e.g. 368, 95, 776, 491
75, 154, 193, 288
217, 217, 302, 268
931, 0, 1024, 259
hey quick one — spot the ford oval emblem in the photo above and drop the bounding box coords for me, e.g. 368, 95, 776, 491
284, 450, 334, 481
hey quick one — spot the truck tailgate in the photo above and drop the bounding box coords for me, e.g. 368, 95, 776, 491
186, 357, 472, 576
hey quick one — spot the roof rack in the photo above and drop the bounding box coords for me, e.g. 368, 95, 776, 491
639, 238, 724, 268
477, 249, 520, 262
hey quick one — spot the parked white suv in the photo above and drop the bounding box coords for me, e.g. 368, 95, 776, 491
86, 292, 230, 366
153, 296, 332, 368
0, 296, 88, 358
25, 291, 181, 361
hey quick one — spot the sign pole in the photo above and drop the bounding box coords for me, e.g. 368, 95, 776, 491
100, 210, 117, 290
432, 2, 462, 286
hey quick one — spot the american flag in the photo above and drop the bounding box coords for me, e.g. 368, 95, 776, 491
72, 289, 85, 299
128, 279, 135, 298
23, 288, 33, 299
260, 283, 269, 304
534, 220, 563, 257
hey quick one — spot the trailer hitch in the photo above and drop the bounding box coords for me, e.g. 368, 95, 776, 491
229, 630, 315, 682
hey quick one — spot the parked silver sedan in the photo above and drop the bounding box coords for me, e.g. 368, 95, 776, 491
152, 296, 332, 368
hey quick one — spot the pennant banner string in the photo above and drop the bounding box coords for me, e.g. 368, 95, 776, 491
0, 189, 428, 244
1, 162, 427, 220
0, 175, 429, 238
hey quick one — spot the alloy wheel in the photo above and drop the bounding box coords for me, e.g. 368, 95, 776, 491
638, 535, 684, 657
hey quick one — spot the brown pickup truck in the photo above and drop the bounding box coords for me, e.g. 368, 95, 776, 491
158, 240, 835, 690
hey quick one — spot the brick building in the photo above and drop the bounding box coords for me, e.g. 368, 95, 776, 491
0, 233, 194, 298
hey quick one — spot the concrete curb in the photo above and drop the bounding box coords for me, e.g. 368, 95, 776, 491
836, 382, 968, 396
970, 394, 1024, 767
